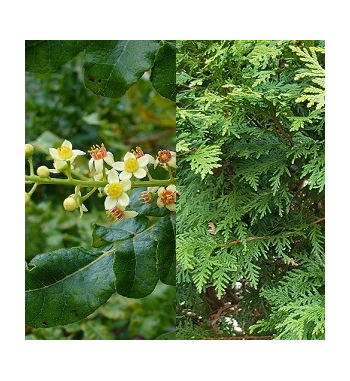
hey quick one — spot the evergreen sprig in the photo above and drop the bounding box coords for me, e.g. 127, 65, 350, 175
176, 40, 325, 340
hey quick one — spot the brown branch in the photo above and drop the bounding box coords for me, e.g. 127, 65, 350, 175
311, 217, 325, 225
271, 115, 294, 146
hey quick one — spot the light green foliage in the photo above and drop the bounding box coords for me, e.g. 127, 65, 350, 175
176, 40, 325, 340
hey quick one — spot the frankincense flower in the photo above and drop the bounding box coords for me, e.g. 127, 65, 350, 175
132, 146, 155, 165
88, 143, 115, 174
139, 187, 159, 204
49, 139, 85, 165
157, 185, 176, 212
106, 205, 138, 222
104, 170, 131, 210
113, 151, 149, 180
155, 149, 176, 169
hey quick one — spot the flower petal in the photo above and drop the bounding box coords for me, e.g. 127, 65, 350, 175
105, 196, 117, 210
120, 179, 131, 191
113, 161, 125, 171
137, 155, 149, 168
95, 159, 104, 174
166, 203, 176, 212
108, 169, 119, 183
158, 187, 165, 196
124, 152, 135, 161
104, 152, 115, 166
72, 149, 86, 156
89, 158, 94, 172
133, 168, 147, 179
123, 211, 139, 218
167, 185, 177, 193
168, 157, 177, 168
118, 193, 130, 207
49, 148, 60, 160
62, 140, 72, 149
119, 171, 132, 181
157, 198, 164, 208
146, 154, 155, 164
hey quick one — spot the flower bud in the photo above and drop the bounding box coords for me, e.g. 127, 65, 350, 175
63, 196, 78, 212
37, 165, 51, 178
25, 192, 31, 205
25, 144, 35, 158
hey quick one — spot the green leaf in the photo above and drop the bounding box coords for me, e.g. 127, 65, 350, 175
156, 214, 176, 285
92, 216, 149, 248
25, 247, 116, 328
93, 214, 175, 298
150, 42, 176, 101
83, 40, 160, 98
114, 215, 175, 297
25, 40, 88, 73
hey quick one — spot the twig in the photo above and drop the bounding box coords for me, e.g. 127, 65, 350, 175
271, 115, 294, 146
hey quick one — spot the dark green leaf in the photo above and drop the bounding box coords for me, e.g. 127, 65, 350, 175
92, 216, 149, 248
25, 247, 116, 328
114, 215, 175, 297
83, 40, 160, 98
150, 42, 176, 101
25, 40, 88, 73
156, 214, 176, 285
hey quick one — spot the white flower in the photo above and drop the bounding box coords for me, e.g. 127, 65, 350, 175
113, 151, 149, 180
88, 143, 115, 174
106, 204, 138, 222
155, 150, 176, 169
104, 170, 131, 210
51, 159, 69, 173
132, 146, 155, 165
157, 184, 176, 212
49, 139, 85, 164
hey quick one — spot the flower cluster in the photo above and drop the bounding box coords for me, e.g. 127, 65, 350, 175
25, 140, 177, 223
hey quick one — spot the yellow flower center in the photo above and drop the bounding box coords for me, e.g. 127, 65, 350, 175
57, 146, 73, 160
108, 183, 123, 198
125, 158, 139, 173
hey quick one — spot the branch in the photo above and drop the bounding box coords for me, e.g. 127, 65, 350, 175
271, 115, 294, 146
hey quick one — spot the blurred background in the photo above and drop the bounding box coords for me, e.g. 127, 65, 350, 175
25, 52, 176, 340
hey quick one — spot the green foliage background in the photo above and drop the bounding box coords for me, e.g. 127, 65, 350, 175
176, 40, 325, 340
25, 50, 175, 340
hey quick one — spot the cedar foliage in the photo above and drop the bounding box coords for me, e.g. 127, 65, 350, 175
176, 40, 325, 340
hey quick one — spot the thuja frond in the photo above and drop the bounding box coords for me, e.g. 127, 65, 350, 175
184, 143, 222, 179
177, 40, 325, 339
291, 45, 325, 110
